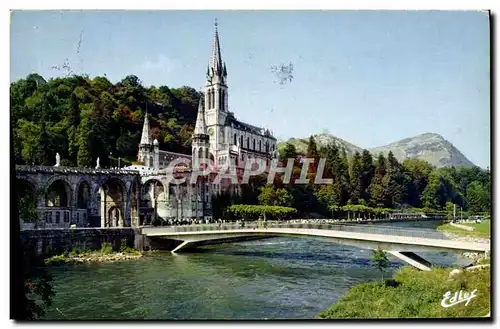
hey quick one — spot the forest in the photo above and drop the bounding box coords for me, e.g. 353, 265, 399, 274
12, 73, 201, 168
11, 74, 491, 217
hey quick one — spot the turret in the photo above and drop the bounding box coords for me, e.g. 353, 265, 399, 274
192, 99, 210, 169
138, 111, 153, 167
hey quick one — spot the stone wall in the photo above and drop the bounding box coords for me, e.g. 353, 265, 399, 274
20, 228, 136, 258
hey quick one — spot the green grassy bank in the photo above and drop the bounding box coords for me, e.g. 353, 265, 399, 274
316, 265, 490, 319
437, 220, 490, 238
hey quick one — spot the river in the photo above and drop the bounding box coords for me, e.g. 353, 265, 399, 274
43, 220, 471, 320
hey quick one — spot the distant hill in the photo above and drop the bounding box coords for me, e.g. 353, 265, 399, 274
278, 132, 476, 168
277, 133, 363, 158
369, 133, 475, 168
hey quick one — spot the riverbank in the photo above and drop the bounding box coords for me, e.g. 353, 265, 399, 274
437, 220, 490, 239
436, 221, 490, 262
44, 242, 150, 265
316, 265, 490, 319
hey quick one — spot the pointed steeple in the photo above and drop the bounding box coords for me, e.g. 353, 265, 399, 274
194, 98, 207, 136
140, 111, 151, 145
210, 18, 223, 77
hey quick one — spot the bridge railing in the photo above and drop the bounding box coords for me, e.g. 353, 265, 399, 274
156, 221, 448, 240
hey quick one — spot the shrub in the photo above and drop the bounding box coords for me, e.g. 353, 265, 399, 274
99, 242, 113, 254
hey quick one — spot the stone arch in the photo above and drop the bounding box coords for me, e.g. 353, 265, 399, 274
107, 206, 122, 227
15, 175, 38, 193
98, 177, 127, 227
46, 179, 72, 207
142, 179, 168, 223
75, 179, 91, 209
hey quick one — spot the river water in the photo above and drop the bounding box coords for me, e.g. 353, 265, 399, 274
43, 220, 471, 320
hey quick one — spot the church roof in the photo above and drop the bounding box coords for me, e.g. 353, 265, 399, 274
225, 113, 277, 140
158, 150, 192, 162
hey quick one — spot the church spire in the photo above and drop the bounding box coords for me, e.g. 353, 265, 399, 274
140, 111, 151, 145
210, 18, 223, 77
194, 98, 207, 136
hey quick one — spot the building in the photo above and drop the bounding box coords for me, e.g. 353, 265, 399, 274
135, 21, 278, 192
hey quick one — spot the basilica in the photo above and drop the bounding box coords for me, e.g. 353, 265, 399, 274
134, 21, 278, 192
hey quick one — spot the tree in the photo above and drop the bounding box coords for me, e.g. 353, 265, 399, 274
349, 151, 363, 204
338, 149, 351, 205
360, 149, 375, 203
402, 159, 433, 208
421, 168, 464, 210
306, 135, 320, 181
258, 185, 293, 207
258, 185, 277, 206
275, 188, 294, 207
76, 111, 93, 167
280, 142, 298, 161
316, 184, 340, 210
467, 181, 489, 214
385, 151, 405, 207
370, 153, 388, 207
372, 248, 390, 280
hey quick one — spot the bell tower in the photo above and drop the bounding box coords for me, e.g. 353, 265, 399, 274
205, 19, 228, 154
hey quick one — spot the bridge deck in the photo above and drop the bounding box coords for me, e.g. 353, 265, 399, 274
142, 227, 490, 253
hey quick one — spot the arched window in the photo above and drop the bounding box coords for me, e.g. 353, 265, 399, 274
246, 137, 249, 149
234, 133, 237, 145
240, 136, 243, 148
259, 140, 262, 151
253, 139, 256, 150
265, 142, 269, 153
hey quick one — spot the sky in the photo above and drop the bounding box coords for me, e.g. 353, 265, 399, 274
10, 10, 490, 168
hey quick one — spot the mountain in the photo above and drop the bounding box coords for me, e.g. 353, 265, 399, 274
277, 133, 363, 157
368, 133, 475, 168
278, 132, 476, 168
